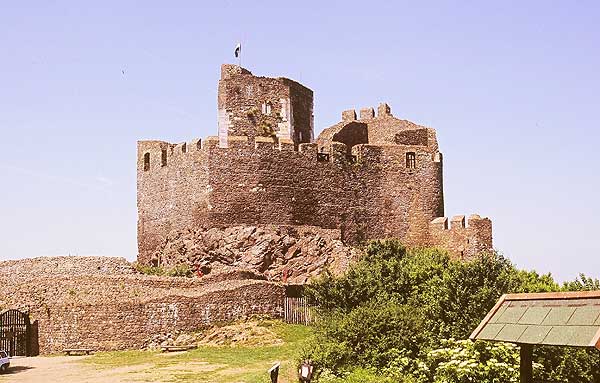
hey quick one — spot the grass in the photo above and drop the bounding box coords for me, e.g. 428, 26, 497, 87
82, 320, 312, 383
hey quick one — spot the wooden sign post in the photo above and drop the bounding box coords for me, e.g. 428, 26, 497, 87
520, 344, 533, 383
269, 362, 280, 383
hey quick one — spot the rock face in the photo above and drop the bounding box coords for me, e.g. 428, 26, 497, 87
151, 225, 359, 284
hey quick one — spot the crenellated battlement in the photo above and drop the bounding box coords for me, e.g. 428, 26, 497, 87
138, 133, 446, 175
340, 102, 393, 122
429, 214, 493, 260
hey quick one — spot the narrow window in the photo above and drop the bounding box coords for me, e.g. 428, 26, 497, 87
143, 152, 150, 171
298, 131, 303, 142
181, 143, 187, 153
161, 149, 167, 167
265, 101, 272, 115
406, 152, 416, 169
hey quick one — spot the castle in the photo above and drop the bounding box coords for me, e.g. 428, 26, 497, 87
137, 64, 492, 271
0, 64, 496, 356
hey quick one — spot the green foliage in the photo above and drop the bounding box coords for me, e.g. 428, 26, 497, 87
318, 368, 399, 383
562, 273, 600, 291
425, 339, 521, 383
307, 241, 449, 314
307, 241, 557, 344
134, 263, 193, 278
304, 302, 427, 371
534, 346, 600, 383
257, 122, 276, 137
305, 239, 600, 383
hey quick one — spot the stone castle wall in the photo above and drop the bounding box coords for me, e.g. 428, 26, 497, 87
0, 257, 284, 354
137, 134, 452, 264
429, 214, 493, 259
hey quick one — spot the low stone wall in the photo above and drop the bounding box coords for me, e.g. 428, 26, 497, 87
0, 255, 135, 278
0, 257, 285, 354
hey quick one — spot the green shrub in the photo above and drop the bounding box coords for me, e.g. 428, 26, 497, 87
304, 301, 427, 372
134, 263, 193, 278
318, 367, 399, 383
304, 239, 600, 382
425, 339, 521, 383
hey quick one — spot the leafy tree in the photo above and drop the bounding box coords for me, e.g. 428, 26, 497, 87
304, 240, 599, 382
562, 274, 600, 291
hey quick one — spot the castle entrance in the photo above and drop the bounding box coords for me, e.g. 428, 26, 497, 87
0, 309, 32, 356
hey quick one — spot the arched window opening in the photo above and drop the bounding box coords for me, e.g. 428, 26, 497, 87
262, 101, 272, 115
161, 149, 167, 167
143, 153, 150, 171
181, 143, 187, 153
406, 152, 416, 169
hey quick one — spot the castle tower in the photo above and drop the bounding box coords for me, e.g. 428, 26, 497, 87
217, 64, 314, 148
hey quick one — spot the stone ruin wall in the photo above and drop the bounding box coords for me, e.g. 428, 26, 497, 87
0, 257, 284, 354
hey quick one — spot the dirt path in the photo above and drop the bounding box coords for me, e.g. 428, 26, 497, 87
0, 356, 151, 383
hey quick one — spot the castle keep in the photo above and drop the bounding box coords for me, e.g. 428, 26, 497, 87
137, 64, 492, 272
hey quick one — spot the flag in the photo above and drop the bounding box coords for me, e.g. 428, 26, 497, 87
234, 43, 241, 58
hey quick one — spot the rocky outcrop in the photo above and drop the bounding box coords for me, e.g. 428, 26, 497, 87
151, 225, 360, 284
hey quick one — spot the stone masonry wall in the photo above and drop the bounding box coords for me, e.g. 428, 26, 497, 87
217, 64, 313, 148
429, 214, 493, 259
0, 257, 284, 354
137, 136, 445, 263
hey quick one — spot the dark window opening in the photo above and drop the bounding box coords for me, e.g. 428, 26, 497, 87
161, 150, 167, 167
317, 152, 330, 162
143, 153, 150, 171
406, 152, 416, 169
181, 143, 187, 153
262, 101, 272, 115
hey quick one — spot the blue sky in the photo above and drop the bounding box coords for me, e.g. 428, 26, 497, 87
1, 1, 598, 282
